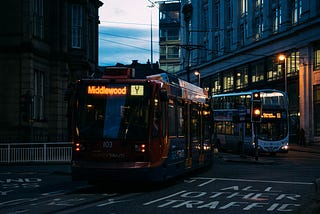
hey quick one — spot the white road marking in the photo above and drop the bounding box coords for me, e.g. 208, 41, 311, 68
192, 177, 313, 186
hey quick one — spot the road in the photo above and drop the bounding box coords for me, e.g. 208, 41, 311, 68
1, 150, 320, 213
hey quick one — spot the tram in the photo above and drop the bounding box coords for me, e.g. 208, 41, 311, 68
71, 67, 213, 182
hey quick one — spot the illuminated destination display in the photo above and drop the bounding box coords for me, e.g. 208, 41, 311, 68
87, 86, 127, 95
262, 112, 282, 119
130, 85, 144, 96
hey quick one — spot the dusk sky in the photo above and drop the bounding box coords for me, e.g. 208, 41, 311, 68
99, 0, 159, 66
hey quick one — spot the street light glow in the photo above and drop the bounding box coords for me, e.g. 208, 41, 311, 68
278, 54, 286, 61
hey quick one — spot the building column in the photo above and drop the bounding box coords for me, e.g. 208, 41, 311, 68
299, 47, 313, 144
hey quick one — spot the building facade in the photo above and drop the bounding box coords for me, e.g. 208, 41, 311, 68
0, 0, 102, 142
159, 1, 181, 74
180, 0, 320, 144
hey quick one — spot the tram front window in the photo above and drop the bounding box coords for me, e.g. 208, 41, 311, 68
77, 84, 150, 141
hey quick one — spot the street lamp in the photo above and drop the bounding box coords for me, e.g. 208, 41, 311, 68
147, 0, 155, 69
278, 54, 287, 92
194, 71, 200, 86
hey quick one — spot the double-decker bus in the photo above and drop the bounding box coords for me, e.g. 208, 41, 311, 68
71, 68, 213, 183
212, 89, 289, 154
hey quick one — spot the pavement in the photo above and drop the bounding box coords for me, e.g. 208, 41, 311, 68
218, 142, 320, 214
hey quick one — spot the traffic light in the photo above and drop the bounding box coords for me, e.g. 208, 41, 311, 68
252, 92, 260, 101
251, 92, 261, 123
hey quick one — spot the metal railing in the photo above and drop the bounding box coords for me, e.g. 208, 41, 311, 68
0, 142, 72, 164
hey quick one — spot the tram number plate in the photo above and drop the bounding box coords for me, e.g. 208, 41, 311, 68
102, 141, 113, 149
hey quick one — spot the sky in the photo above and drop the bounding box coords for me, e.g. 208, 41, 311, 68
99, 0, 159, 66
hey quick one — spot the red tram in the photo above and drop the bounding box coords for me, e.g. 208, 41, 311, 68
71, 68, 213, 182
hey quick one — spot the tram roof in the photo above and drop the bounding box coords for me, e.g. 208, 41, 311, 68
147, 73, 208, 102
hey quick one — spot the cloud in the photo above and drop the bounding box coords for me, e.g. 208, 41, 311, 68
98, 0, 159, 66
99, 25, 159, 66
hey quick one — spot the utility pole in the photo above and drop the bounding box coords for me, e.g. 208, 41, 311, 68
182, 2, 193, 82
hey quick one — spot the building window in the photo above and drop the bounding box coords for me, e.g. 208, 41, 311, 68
241, 0, 248, 17
71, 4, 83, 48
314, 45, 320, 70
266, 58, 282, 81
160, 10, 179, 23
254, 15, 263, 40
251, 61, 264, 83
33, 0, 44, 39
256, 0, 264, 7
160, 28, 179, 41
213, 2, 220, 29
291, 0, 302, 25
167, 29, 179, 41
235, 67, 248, 89
213, 34, 221, 57
223, 70, 234, 92
160, 46, 166, 60
167, 46, 180, 59
254, 0, 263, 40
211, 73, 221, 95
272, 4, 282, 33
226, 0, 232, 24
225, 30, 232, 51
314, 85, 320, 136
34, 70, 45, 121
287, 51, 300, 77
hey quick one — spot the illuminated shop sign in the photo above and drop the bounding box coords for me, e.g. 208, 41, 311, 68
87, 86, 127, 95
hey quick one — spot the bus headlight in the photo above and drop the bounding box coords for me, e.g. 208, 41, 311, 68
281, 143, 289, 150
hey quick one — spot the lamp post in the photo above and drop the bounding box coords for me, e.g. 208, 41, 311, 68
147, 0, 155, 69
194, 71, 200, 86
278, 54, 287, 92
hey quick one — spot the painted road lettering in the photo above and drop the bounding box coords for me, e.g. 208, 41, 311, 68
143, 178, 309, 212
0, 177, 42, 195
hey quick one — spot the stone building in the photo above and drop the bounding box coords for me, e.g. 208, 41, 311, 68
0, 0, 103, 142
179, 0, 320, 144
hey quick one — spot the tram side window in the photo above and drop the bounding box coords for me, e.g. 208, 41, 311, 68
203, 119, 211, 141
191, 106, 200, 141
168, 104, 176, 137
152, 97, 160, 138
178, 106, 185, 137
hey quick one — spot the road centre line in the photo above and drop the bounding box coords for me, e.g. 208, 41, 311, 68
143, 190, 187, 206
193, 177, 313, 186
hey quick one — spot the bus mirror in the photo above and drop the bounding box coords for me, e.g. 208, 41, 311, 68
159, 89, 168, 102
